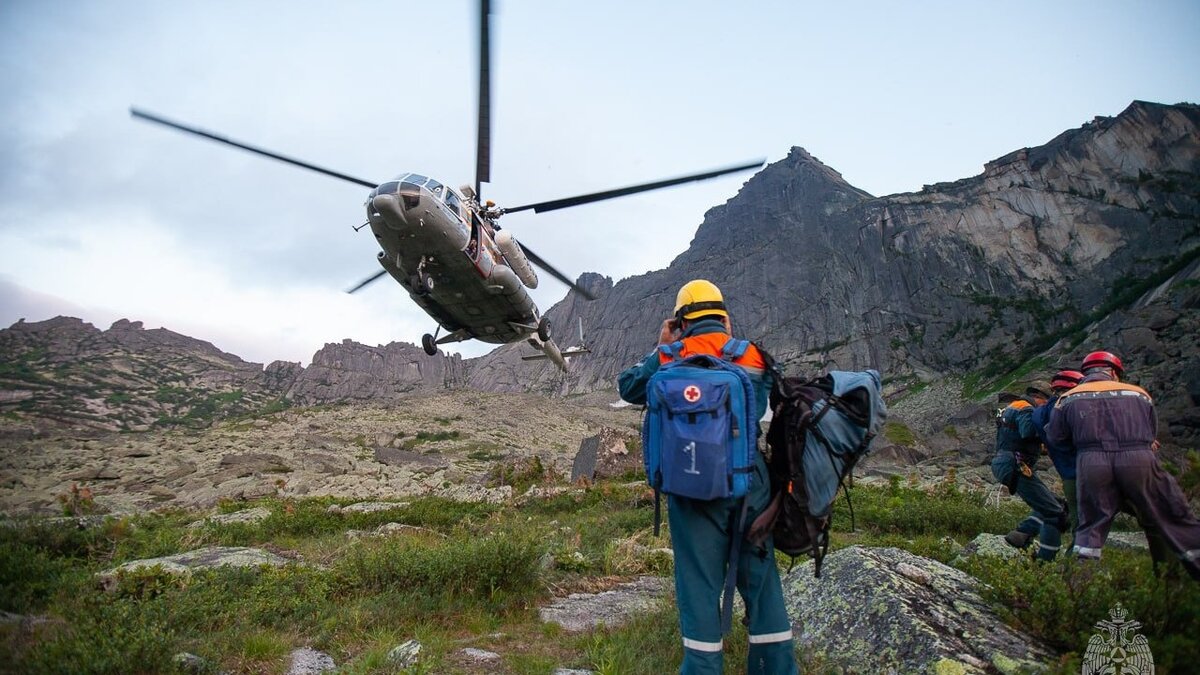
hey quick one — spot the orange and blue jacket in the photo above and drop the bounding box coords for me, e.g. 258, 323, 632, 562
617, 319, 772, 420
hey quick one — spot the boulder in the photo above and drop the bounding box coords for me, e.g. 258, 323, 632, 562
387, 640, 422, 668
188, 507, 272, 528
373, 447, 445, 468
539, 575, 671, 632
346, 522, 446, 540
286, 647, 336, 675
98, 546, 293, 591
459, 648, 501, 664
1106, 530, 1149, 551
953, 533, 1027, 563
782, 546, 1056, 673
572, 427, 640, 482
327, 501, 409, 515
438, 484, 512, 504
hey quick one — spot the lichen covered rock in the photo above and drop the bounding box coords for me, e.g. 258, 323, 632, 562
782, 546, 1055, 673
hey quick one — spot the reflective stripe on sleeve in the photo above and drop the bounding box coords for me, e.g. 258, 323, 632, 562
682, 637, 723, 653
1074, 545, 1103, 558
748, 630, 794, 644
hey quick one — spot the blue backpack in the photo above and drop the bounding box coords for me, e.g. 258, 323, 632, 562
643, 337, 761, 635
643, 338, 757, 502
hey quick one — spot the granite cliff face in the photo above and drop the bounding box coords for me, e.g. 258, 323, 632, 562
467, 101, 1200, 445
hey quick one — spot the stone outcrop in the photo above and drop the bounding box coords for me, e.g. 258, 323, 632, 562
571, 426, 640, 482
97, 546, 294, 591
782, 546, 1057, 673
285, 339, 466, 405
538, 575, 671, 632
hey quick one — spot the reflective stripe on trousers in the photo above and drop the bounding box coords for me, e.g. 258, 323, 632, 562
748, 630, 793, 644
683, 638, 723, 653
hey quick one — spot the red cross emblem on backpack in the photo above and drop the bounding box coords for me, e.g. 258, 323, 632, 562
683, 384, 702, 402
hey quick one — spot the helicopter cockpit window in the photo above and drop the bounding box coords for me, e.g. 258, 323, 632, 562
406, 174, 429, 186
444, 188, 462, 214
372, 181, 400, 197
398, 181, 422, 209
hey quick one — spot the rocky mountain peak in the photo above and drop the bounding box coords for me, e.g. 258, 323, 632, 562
466, 101, 1199, 447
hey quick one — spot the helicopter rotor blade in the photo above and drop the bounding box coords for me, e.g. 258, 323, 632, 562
345, 269, 389, 294
501, 158, 765, 215
131, 107, 379, 189
520, 245, 596, 301
474, 0, 492, 200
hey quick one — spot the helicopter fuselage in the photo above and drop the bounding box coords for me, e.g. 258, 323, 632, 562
365, 172, 541, 346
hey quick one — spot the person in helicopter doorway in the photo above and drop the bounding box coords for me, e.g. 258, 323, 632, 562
992, 385, 1067, 561
1048, 350, 1200, 580
617, 279, 797, 675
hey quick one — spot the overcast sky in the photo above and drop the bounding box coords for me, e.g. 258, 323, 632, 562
2, 1, 1197, 365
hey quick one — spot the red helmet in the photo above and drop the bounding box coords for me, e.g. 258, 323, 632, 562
1050, 370, 1084, 390
1081, 351, 1124, 375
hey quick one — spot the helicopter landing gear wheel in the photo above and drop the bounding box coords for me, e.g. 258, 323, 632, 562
411, 272, 434, 296
537, 317, 551, 342
421, 333, 438, 356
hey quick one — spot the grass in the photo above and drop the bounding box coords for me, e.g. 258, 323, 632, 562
1, 478, 1196, 673
882, 421, 916, 447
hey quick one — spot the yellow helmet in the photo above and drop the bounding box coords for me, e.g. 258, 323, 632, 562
674, 279, 728, 320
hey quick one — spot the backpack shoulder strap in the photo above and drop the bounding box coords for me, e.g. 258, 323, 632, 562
657, 340, 686, 361
753, 342, 786, 400
720, 337, 750, 360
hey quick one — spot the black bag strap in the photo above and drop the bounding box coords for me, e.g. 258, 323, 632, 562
721, 496, 751, 635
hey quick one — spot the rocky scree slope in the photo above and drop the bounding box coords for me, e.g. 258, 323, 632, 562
0, 390, 641, 516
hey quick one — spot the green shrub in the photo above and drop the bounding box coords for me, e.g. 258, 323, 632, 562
959, 552, 1200, 672
487, 456, 552, 492
0, 542, 79, 613
334, 530, 545, 600
18, 587, 179, 674
831, 482, 1024, 537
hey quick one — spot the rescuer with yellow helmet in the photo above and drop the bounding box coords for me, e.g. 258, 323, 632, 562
618, 279, 797, 674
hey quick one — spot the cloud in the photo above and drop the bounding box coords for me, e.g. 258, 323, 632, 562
0, 213, 497, 364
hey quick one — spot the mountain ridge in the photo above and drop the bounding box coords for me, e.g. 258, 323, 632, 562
2, 101, 1197, 448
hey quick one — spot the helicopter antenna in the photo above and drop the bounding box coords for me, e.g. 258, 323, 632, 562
475, 0, 492, 201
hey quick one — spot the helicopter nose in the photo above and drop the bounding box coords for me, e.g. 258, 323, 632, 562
372, 193, 408, 227
370, 181, 422, 229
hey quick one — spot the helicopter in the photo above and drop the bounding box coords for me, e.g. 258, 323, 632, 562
131, 1, 762, 371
